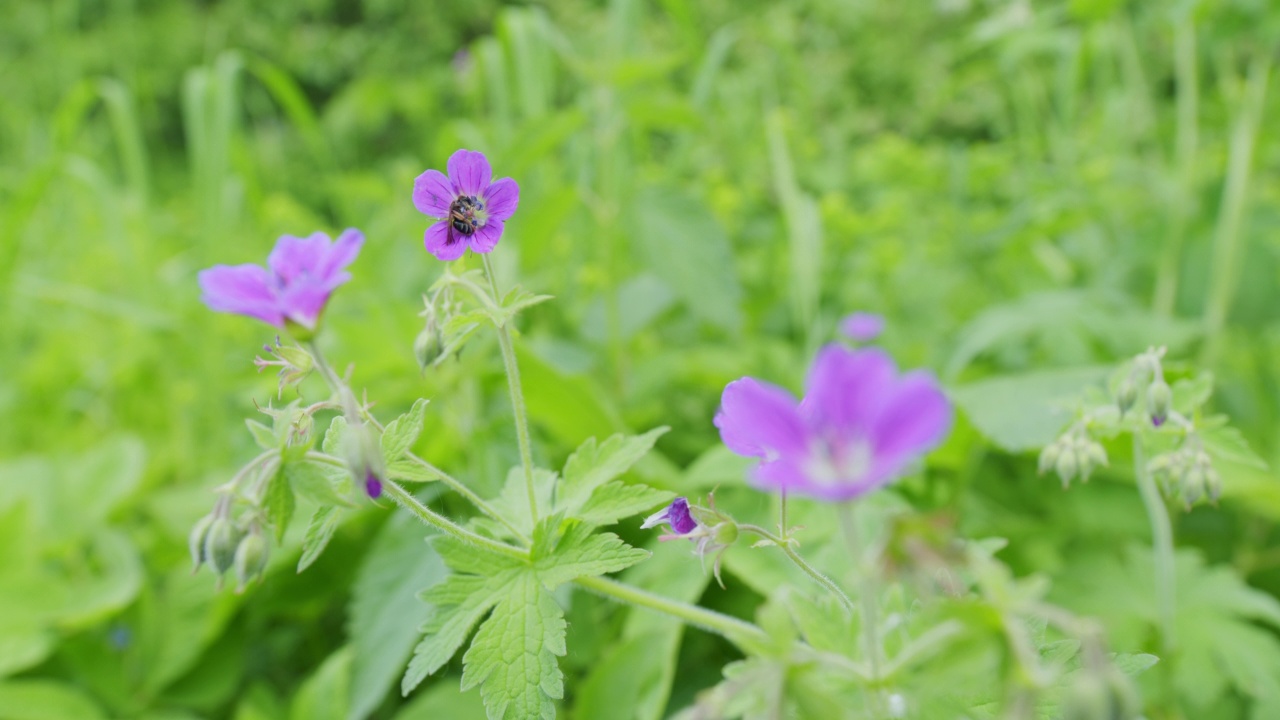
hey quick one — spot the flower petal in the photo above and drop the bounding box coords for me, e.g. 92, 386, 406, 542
316, 228, 364, 284
198, 264, 283, 327
750, 456, 813, 495
800, 345, 896, 438
277, 278, 334, 329
871, 370, 952, 464
482, 177, 520, 221
447, 149, 492, 197
413, 169, 455, 217
267, 233, 329, 282
468, 218, 504, 254
424, 220, 467, 262
715, 377, 807, 460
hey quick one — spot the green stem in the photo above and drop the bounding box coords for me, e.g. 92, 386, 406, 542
383, 480, 529, 562
839, 503, 884, 710
574, 575, 768, 649
739, 524, 854, 611
1154, 16, 1199, 316
481, 253, 539, 526
1133, 435, 1176, 653
356, 407, 528, 544
303, 340, 531, 550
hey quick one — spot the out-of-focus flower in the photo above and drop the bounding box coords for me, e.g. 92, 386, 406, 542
198, 229, 364, 332
839, 312, 885, 342
413, 149, 520, 261
715, 344, 951, 502
364, 471, 383, 500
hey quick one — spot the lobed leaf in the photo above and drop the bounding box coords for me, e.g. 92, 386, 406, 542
382, 399, 430, 463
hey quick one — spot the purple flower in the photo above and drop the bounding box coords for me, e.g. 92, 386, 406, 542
642, 497, 698, 535
715, 344, 952, 502
198, 229, 364, 331
840, 312, 885, 342
412, 149, 520, 262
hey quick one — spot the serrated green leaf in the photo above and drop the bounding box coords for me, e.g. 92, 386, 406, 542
951, 366, 1110, 451
1110, 652, 1159, 676
323, 416, 349, 456
1172, 372, 1214, 414
1202, 423, 1268, 470
575, 481, 672, 528
247, 419, 278, 451
387, 459, 440, 483
403, 574, 513, 695
489, 288, 553, 328
382, 399, 430, 462
298, 506, 340, 573
286, 461, 355, 508
460, 572, 566, 720
264, 462, 295, 543
532, 520, 649, 588
559, 428, 668, 515
487, 468, 557, 538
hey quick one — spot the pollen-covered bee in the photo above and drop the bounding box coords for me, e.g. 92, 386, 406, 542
447, 195, 481, 245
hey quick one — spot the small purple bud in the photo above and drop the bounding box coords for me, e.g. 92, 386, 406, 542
365, 473, 383, 499
839, 312, 885, 342
1152, 416, 1165, 428
642, 497, 698, 535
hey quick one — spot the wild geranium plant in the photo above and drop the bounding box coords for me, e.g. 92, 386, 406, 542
191, 150, 1173, 719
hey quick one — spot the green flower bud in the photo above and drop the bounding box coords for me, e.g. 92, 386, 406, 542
203, 518, 238, 576
234, 532, 270, 592
1181, 466, 1205, 507
274, 345, 314, 372
1115, 377, 1138, 416
1038, 442, 1062, 476
1085, 442, 1108, 470
414, 326, 446, 371
714, 521, 739, 547
188, 514, 215, 573
1147, 379, 1172, 427
1055, 447, 1079, 488
1206, 468, 1223, 504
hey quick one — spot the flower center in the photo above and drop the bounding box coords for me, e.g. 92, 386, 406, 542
449, 195, 487, 238
805, 436, 873, 487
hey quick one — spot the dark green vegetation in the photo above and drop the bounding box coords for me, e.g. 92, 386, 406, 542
3, 0, 1280, 718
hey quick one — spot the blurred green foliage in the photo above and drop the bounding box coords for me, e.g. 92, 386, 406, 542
3, 0, 1280, 718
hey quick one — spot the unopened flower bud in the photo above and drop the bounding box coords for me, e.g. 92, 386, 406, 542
1115, 377, 1138, 416
1180, 466, 1205, 507
1147, 379, 1172, 427
1055, 447, 1079, 488
414, 326, 446, 371
188, 514, 215, 572
234, 531, 270, 591
203, 518, 238, 576
1038, 443, 1062, 476
1205, 468, 1223, 504
714, 520, 739, 547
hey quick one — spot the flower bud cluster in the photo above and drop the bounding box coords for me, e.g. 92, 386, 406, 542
1039, 431, 1108, 488
1114, 346, 1171, 428
1148, 445, 1222, 509
189, 506, 272, 591
642, 494, 739, 587
414, 288, 469, 372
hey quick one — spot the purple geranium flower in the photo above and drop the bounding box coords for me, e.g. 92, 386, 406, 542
715, 344, 952, 502
412, 149, 520, 261
840, 312, 885, 342
198, 229, 364, 331
642, 497, 698, 535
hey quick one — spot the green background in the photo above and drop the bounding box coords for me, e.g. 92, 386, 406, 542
3, 0, 1280, 718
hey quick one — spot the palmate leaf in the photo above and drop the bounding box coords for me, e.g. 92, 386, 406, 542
403, 521, 648, 719
558, 427, 668, 514
382, 399, 430, 463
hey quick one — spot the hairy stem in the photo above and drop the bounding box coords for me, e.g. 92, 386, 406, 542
356, 407, 528, 544
481, 253, 540, 526
303, 340, 530, 555
840, 503, 885, 715
574, 574, 768, 649
382, 479, 530, 562
739, 523, 854, 611
1133, 434, 1176, 653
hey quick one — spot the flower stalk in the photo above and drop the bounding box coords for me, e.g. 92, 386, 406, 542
1133, 434, 1176, 653
738, 522, 854, 611
481, 253, 540, 526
